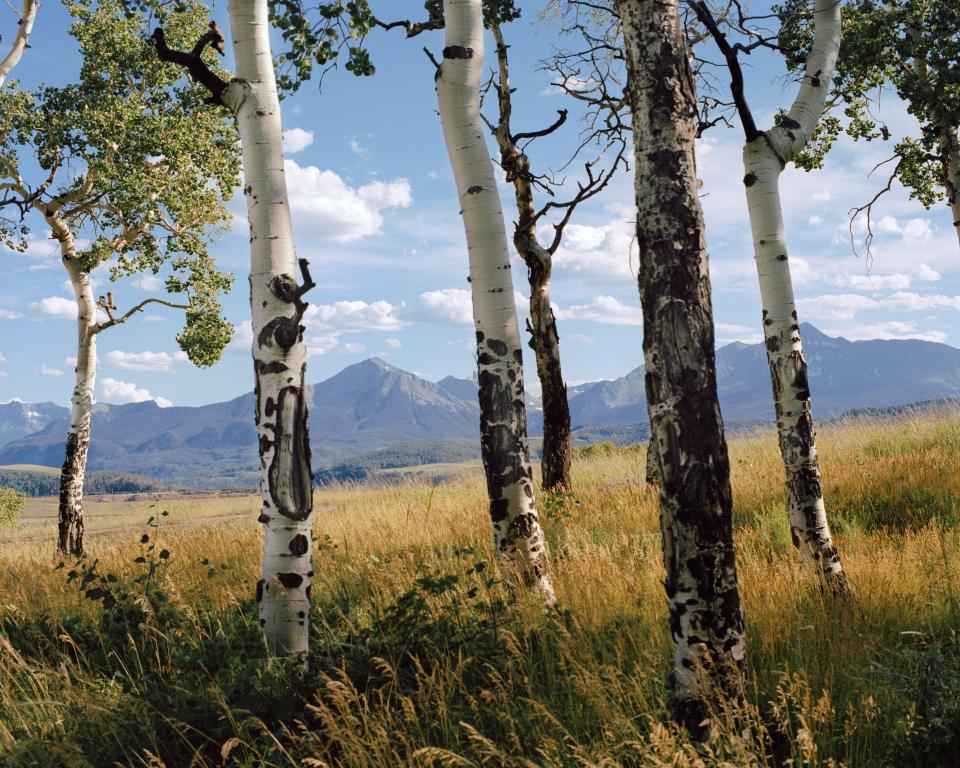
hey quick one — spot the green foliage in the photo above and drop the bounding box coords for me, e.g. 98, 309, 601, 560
0, 0, 240, 363
59, 513, 175, 648
777, 0, 960, 207
874, 632, 960, 767
0, 486, 23, 527
269, 0, 522, 92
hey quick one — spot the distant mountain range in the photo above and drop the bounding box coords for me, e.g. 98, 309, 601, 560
2, 324, 959, 488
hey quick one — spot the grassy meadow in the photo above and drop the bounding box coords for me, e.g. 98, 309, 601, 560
2, 409, 960, 766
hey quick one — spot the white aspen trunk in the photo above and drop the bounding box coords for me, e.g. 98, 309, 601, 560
436, 0, 555, 603
57, 230, 96, 555
743, 0, 851, 596
0, 0, 38, 88
937, 125, 960, 248
225, 0, 314, 654
617, 0, 746, 732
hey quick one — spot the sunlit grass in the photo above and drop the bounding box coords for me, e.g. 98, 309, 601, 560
2, 406, 960, 765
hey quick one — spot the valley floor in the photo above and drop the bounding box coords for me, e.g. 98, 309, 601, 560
2, 408, 960, 766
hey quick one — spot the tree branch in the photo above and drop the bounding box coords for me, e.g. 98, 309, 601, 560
689, 0, 759, 142
0, 0, 39, 88
151, 25, 229, 106
94, 296, 190, 334
374, 16, 444, 38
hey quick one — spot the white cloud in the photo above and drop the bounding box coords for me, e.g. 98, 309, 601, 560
716, 323, 763, 344
135, 274, 163, 292
915, 263, 942, 281
876, 215, 933, 243
385, 337, 402, 349
0, 353, 6, 363
40, 365, 63, 376
30, 296, 77, 318
342, 342, 365, 354
284, 161, 412, 242
847, 273, 913, 291
306, 300, 404, 332
65, 356, 77, 367
0, 307, 22, 319
552, 218, 638, 279
104, 350, 188, 372
796, 293, 880, 320
420, 288, 473, 327
557, 295, 643, 326
229, 320, 253, 351
811, 190, 833, 202
282, 128, 314, 154
884, 291, 960, 312
349, 137, 370, 159
826, 321, 947, 343
100, 378, 173, 408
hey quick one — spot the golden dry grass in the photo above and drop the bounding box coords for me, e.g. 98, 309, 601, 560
1, 407, 960, 766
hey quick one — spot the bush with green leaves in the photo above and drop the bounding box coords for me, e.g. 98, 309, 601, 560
0, 486, 23, 527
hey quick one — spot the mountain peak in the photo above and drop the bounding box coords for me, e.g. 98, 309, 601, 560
799, 323, 836, 342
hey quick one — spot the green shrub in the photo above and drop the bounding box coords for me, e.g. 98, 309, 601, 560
0, 486, 24, 527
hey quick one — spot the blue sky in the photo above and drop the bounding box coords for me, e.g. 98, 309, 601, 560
1, 1, 958, 408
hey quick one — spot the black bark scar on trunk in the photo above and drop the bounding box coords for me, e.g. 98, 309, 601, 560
267, 380, 313, 521
443, 45, 474, 59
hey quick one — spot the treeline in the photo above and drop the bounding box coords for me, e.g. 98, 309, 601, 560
315, 440, 481, 485
0, 469, 170, 497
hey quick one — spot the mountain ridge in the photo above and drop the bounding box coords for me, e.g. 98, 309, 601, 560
3, 324, 960, 487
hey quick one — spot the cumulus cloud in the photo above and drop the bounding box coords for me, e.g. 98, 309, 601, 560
796, 293, 880, 321
552, 219, 638, 279
876, 215, 933, 243
229, 320, 253, 352
847, 273, 913, 291
420, 288, 473, 327
306, 300, 404, 332
282, 128, 314, 154
557, 295, 642, 325
0, 307, 22, 319
284, 161, 412, 242
40, 365, 63, 376
385, 337, 402, 349
100, 378, 173, 408
825, 321, 947, 343
915, 263, 941, 281
30, 296, 77, 319
105, 350, 188, 372
342, 342, 365, 354
884, 291, 960, 311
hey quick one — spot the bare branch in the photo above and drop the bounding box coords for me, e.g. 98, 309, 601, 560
151, 25, 229, 106
688, 0, 759, 141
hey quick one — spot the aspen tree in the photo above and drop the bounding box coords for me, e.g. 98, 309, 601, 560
692, 0, 852, 596
0, 0, 237, 555
616, 0, 746, 730
155, 0, 316, 653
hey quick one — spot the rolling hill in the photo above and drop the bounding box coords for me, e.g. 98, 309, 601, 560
2, 325, 960, 487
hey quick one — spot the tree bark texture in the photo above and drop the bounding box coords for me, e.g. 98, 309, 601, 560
0, 0, 38, 88
57, 229, 96, 556
937, 124, 960, 248
490, 26, 572, 494
225, 0, 314, 654
436, 0, 555, 603
742, 0, 852, 596
616, 0, 746, 731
